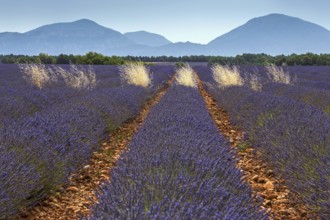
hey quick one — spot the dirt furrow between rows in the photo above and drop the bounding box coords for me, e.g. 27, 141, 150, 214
196, 74, 317, 220
15, 77, 174, 220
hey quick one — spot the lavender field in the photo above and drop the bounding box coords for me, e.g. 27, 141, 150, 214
193, 64, 330, 219
0, 63, 174, 218
88, 67, 267, 219
0, 63, 329, 219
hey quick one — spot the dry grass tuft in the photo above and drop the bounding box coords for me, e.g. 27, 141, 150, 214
249, 72, 263, 92
175, 65, 197, 87
119, 62, 151, 87
211, 64, 244, 89
19, 63, 58, 89
54, 63, 96, 90
19, 63, 97, 90
266, 64, 294, 84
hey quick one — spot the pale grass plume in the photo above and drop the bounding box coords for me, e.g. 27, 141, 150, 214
266, 64, 294, 84
119, 62, 151, 87
175, 65, 197, 88
19, 63, 57, 89
53, 63, 96, 90
249, 72, 263, 92
211, 64, 244, 89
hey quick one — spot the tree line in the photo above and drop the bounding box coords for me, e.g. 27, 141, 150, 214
130, 53, 330, 66
0, 52, 125, 65
1, 52, 330, 66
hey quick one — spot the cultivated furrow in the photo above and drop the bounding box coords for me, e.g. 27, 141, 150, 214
196, 73, 318, 219
14, 77, 175, 220
87, 67, 266, 219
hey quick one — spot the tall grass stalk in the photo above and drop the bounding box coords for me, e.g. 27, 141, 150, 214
266, 64, 294, 84
249, 72, 263, 92
18, 63, 57, 89
119, 62, 151, 87
211, 64, 244, 89
19, 63, 97, 90
175, 65, 197, 88
54, 63, 96, 90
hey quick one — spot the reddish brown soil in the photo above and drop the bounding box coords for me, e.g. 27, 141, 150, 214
15, 77, 174, 220
196, 75, 318, 220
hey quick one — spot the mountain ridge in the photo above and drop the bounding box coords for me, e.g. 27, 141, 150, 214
124, 31, 172, 47
206, 13, 330, 55
1, 14, 330, 56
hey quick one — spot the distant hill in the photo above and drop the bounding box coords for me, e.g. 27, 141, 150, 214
124, 31, 171, 47
1, 14, 330, 56
141, 42, 206, 56
207, 13, 330, 55
0, 19, 135, 55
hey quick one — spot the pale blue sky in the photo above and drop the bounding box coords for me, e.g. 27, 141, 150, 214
1, 0, 329, 44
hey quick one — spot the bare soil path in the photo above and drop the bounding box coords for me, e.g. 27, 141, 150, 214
196, 74, 318, 220
15, 77, 174, 220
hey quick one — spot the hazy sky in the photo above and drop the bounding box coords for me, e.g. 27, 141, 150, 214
1, 0, 329, 44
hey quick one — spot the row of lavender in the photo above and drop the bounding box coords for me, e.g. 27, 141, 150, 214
0, 64, 174, 218
0, 64, 122, 124
0, 64, 170, 124
245, 66, 330, 113
194, 65, 330, 218
239, 65, 330, 90
193, 64, 330, 114
88, 68, 267, 219
283, 66, 330, 90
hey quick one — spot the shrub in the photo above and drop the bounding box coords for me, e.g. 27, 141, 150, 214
175, 62, 186, 68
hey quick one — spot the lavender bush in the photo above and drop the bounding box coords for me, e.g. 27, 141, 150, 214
88, 73, 266, 219
262, 83, 330, 114
195, 66, 330, 219
0, 64, 174, 218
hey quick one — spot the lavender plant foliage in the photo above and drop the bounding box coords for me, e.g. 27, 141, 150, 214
262, 83, 330, 114
0, 64, 174, 218
0, 64, 174, 125
195, 67, 330, 219
88, 81, 266, 219
190, 64, 215, 84
0, 66, 81, 125
286, 66, 330, 90
211, 65, 330, 90
222, 65, 330, 114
